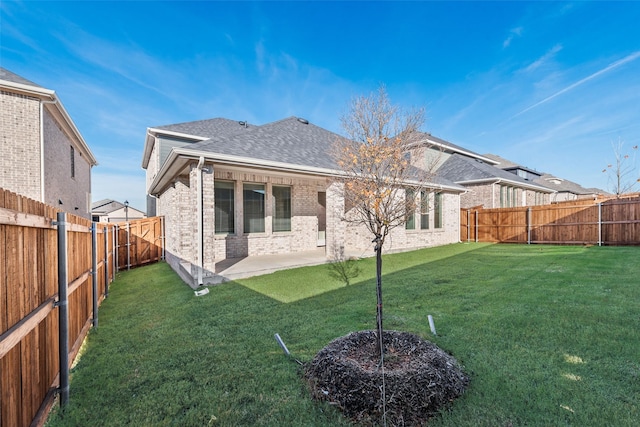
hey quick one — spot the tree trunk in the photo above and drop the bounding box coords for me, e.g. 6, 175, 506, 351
375, 239, 384, 358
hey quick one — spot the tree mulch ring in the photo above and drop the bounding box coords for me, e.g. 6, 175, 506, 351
303, 330, 469, 426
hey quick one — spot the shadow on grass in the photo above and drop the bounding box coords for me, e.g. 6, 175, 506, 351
235, 242, 492, 303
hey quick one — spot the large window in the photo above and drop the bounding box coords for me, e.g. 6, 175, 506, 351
500, 185, 516, 208
243, 183, 265, 233
272, 186, 291, 232
214, 181, 234, 234
405, 189, 415, 230
434, 192, 443, 229
420, 190, 429, 229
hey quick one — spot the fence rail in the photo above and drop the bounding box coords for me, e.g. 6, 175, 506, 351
460, 196, 640, 245
0, 188, 164, 427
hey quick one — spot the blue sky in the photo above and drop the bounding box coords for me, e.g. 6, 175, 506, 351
2, 1, 639, 210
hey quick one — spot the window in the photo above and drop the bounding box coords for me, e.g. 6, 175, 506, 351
243, 183, 265, 233
272, 186, 291, 232
434, 192, 443, 229
70, 146, 75, 178
420, 190, 429, 229
215, 181, 235, 234
405, 189, 415, 230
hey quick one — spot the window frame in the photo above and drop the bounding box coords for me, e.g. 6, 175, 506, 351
272, 185, 292, 232
420, 190, 430, 230
214, 180, 235, 235
243, 183, 266, 234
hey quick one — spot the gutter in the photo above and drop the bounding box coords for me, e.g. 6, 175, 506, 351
456, 177, 556, 193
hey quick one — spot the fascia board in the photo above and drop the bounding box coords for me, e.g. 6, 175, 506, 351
458, 177, 556, 193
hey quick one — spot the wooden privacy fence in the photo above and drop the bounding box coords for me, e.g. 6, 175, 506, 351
460, 196, 640, 245
116, 217, 164, 271
0, 188, 164, 427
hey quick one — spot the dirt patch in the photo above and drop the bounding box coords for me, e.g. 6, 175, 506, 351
304, 330, 469, 426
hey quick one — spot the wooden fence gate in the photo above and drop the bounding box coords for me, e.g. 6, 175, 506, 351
116, 217, 164, 270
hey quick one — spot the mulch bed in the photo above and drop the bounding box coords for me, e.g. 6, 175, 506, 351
303, 330, 469, 426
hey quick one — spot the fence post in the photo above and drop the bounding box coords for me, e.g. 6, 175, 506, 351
475, 210, 478, 242
56, 212, 70, 407
103, 225, 109, 297
91, 223, 98, 328
527, 207, 531, 245
126, 222, 131, 270
598, 203, 602, 246
467, 210, 470, 242
114, 224, 119, 273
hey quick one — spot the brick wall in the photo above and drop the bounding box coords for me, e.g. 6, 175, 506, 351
0, 91, 41, 200
42, 108, 92, 218
157, 163, 463, 285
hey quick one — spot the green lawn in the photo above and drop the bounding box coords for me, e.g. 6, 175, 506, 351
46, 243, 640, 426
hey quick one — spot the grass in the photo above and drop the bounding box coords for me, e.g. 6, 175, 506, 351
46, 243, 640, 426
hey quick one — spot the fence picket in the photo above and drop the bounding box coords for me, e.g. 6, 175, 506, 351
0, 188, 164, 427
461, 196, 640, 245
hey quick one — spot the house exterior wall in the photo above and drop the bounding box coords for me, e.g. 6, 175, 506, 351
0, 90, 41, 200
155, 160, 463, 286
42, 108, 92, 218
343, 191, 460, 254
460, 183, 496, 208
208, 168, 326, 260
461, 182, 550, 209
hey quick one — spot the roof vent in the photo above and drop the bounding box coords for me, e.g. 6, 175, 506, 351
238, 121, 248, 128
297, 117, 309, 124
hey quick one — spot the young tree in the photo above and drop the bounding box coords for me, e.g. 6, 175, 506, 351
602, 139, 639, 197
332, 86, 435, 355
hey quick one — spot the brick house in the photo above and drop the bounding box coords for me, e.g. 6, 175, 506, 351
0, 68, 97, 218
142, 116, 466, 286
483, 153, 605, 203
413, 134, 555, 208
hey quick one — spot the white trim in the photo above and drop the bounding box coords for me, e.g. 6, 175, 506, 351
457, 177, 555, 193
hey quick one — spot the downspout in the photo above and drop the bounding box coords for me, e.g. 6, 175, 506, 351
196, 156, 205, 286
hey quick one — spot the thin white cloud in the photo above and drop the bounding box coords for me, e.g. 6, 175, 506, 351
513, 51, 640, 118
503, 26, 523, 48
525, 44, 563, 72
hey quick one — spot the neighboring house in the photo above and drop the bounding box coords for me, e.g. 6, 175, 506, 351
409, 134, 555, 208
91, 199, 146, 222
0, 67, 97, 218
483, 153, 605, 202
142, 116, 466, 286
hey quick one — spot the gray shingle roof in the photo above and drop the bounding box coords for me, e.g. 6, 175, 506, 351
150, 116, 465, 191
187, 116, 345, 170
438, 153, 551, 191
536, 174, 597, 194
483, 153, 600, 195
153, 118, 255, 139
0, 67, 43, 88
